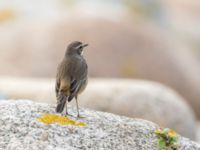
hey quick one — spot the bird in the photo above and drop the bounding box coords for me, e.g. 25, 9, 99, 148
55, 41, 88, 118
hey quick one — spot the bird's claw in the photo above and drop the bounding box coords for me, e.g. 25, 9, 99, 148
76, 114, 86, 119
65, 113, 74, 117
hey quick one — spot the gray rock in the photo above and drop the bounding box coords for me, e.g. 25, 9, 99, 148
0, 100, 199, 150
80, 79, 197, 141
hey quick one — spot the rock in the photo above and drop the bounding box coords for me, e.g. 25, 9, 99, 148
0, 92, 8, 100
0, 100, 199, 150
0, 77, 197, 140
197, 122, 200, 143
0, 77, 55, 103
80, 79, 197, 141
164, 0, 200, 39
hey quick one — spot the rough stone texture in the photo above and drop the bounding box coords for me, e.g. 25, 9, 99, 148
0, 100, 199, 150
0, 77, 197, 140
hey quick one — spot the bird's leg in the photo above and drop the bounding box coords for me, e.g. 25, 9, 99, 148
65, 100, 68, 115
75, 96, 85, 118
65, 96, 73, 117
75, 96, 80, 118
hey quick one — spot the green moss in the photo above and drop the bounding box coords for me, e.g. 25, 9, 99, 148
155, 128, 179, 150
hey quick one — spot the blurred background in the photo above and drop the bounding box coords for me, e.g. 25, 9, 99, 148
0, 0, 200, 142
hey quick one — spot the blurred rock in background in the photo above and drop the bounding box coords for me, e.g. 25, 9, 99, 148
0, 92, 7, 100
197, 122, 200, 143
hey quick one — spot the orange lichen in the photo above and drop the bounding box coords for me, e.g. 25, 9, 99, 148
37, 114, 86, 126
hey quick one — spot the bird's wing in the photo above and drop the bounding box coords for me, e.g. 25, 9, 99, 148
55, 61, 70, 96
55, 62, 71, 113
55, 65, 64, 113
68, 59, 88, 102
55, 70, 60, 98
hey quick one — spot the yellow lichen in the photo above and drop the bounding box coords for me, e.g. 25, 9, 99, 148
37, 114, 86, 127
168, 129, 177, 137
155, 128, 177, 138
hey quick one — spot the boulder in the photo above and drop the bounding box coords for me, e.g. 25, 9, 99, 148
0, 77, 55, 103
0, 100, 199, 150
0, 77, 197, 140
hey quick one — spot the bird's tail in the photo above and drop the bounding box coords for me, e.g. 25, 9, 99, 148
68, 95, 75, 102
56, 93, 67, 113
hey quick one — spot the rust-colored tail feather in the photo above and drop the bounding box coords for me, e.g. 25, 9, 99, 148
56, 93, 67, 113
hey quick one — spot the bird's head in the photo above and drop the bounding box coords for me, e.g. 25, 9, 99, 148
66, 41, 88, 56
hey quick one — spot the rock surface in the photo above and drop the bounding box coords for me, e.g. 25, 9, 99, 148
0, 77, 197, 140
0, 100, 199, 150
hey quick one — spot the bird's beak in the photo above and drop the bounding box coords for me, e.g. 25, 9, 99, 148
82, 43, 89, 48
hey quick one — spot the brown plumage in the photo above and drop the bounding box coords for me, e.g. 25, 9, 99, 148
55, 41, 88, 117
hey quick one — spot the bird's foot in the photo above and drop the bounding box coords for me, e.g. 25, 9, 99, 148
61, 111, 73, 118
65, 112, 74, 118
76, 114, 86, 119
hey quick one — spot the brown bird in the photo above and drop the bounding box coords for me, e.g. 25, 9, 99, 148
55, 41, 88, 118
